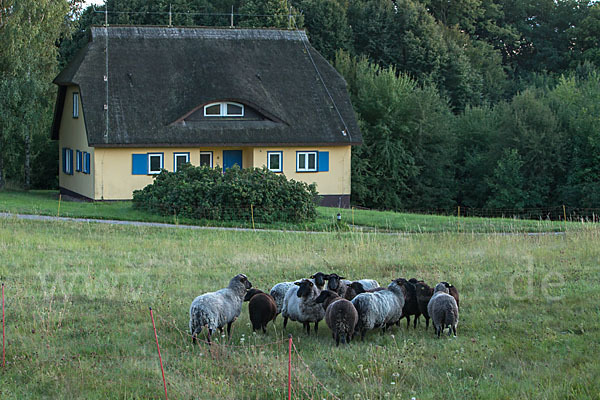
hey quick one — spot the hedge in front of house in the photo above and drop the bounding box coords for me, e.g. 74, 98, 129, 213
132, 165, 319, 223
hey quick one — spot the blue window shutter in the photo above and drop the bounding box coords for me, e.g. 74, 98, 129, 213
85, 152, 91, 174
132, 154, 148, 175
68, 149, 74, 175
318, 151, 329, 172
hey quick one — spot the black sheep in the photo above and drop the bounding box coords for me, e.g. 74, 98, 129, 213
243, 288, 277, 333
398, 278, 421, 329
415, 281, 434, 330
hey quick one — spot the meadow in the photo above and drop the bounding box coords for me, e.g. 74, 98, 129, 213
0, 189, 593, 233
0, 215, 598, 399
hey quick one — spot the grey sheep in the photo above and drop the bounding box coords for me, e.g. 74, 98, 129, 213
427, 282, 459, 337
282, 279, 325, 335
189, 274, 252, 344
244, 288, 277, 333
351, 278, 408, 340
315, 290, 358, 346
344, 279, 381, 300
269, 272, 328, 316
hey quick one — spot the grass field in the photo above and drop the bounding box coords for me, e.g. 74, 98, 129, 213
0, 189, 593, 233
0, 215, 598, 399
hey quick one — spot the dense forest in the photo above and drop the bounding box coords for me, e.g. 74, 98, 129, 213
1, 0, 599, 211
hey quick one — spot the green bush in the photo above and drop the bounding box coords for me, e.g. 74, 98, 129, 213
132, 165, 319, 223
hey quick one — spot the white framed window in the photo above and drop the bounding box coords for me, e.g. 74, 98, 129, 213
76, 150, 82, 172
203, 102, 244, 117
148, 153, 163, 174
267, 151, 283, 172
174, 152, 190, 172
73, 92, 79, 118
296, 151, 317, 172
199, 151, 213, 167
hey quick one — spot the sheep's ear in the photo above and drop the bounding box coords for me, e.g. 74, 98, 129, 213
340, 276, 346, 280
294, 281, 301, 286
310, 274, 315, 278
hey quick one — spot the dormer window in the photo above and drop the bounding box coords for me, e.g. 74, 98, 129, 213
203, 102, 244, 117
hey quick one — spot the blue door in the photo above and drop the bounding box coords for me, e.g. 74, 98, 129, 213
223, 150, 243, 170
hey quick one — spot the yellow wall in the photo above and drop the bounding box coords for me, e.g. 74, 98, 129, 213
58, 86, 95, 199
94, 146, 351, 200
251, 146, 351, 196
94, 147, 248, 200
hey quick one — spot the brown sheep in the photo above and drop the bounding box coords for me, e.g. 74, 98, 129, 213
243, 288, 277, 333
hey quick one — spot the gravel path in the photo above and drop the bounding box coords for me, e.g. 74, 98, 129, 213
0, 212, 566, 236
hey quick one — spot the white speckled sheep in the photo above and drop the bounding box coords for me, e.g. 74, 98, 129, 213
351, 278, 407, 340
189, 274, 252, 344
282, 279, 325, 335
427, 282, 459, 337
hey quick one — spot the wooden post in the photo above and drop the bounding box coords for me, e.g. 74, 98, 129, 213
57, 194, 62, 217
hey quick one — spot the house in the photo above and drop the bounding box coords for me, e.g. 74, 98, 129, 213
51, 26, 362, 207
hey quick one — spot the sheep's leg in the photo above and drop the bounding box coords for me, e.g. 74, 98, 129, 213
452, 325, 457, 337
406, 315, 410, 329
335, 333, 340, 347
413, 316, 419, 329
304, 322, 310, 335
227, 321, 233, 336
283, 316, 288, 329
425, 316, 430, 330
262, 324, 267, 334
314, 321, 319, 334
360, 329, 366, 341
192, 333, 197, 344
207, 328, 213, 345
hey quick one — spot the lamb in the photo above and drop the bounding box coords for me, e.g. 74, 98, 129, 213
315, 290, 358, 346
399, 278, 421, 329
441, 281, 460, 309
351, 278, 407, 340
243, 288, 277, 333
344, 279, 381, 300
189, 274, 252, 344
427, 282, 459, 337
415, 281, 434, 330
281, 279, 325, 335
269, 272, 328, 317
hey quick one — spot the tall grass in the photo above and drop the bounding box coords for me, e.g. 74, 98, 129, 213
0, 217, 598, 398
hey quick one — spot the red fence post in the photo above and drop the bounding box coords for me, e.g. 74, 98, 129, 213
288, 334, 292, 400
149, 307, 168, 400
2, 282, 5, 368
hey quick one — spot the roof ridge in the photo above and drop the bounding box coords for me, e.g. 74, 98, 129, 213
90, 25, 308, 41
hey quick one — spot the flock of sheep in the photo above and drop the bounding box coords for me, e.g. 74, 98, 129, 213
189, 273, 460, 346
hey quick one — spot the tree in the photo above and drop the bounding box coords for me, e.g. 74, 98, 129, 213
0, 0, 77, 189
485, 148, 527, 209
293, 0, 351, 60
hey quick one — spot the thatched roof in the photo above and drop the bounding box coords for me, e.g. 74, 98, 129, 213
51, 26, 362, 147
